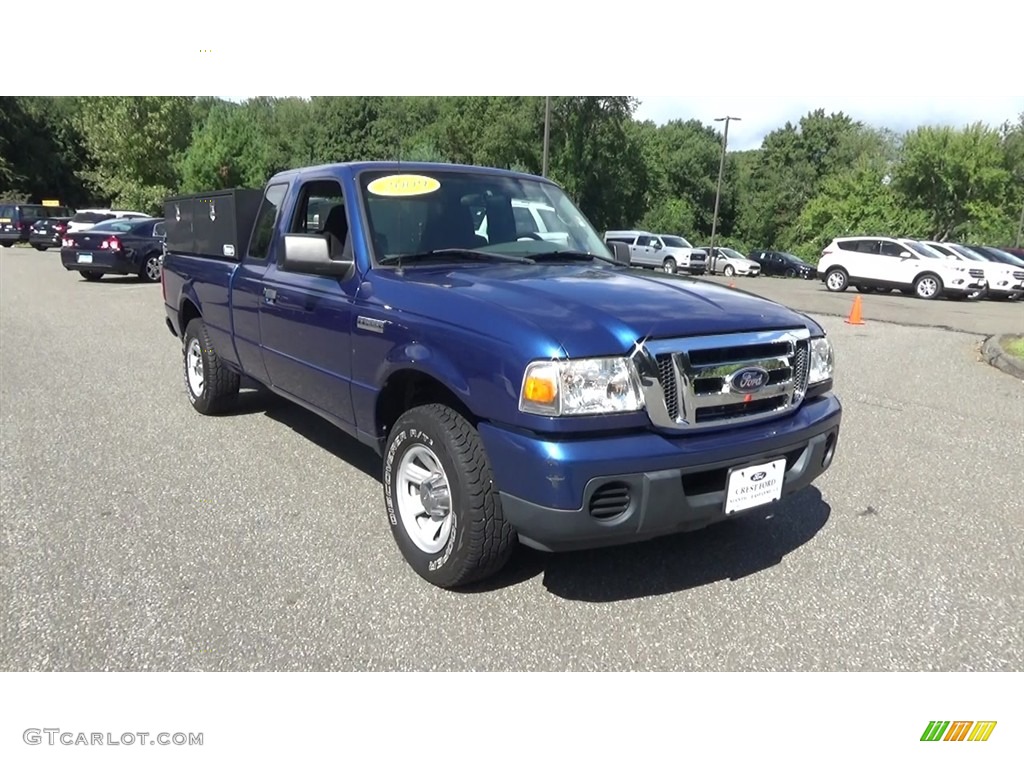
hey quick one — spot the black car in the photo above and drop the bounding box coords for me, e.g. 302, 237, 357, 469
28, 217, 73, 251
60, 217, 166, 283
748, 249, 816, 278
0, 202, 75, 247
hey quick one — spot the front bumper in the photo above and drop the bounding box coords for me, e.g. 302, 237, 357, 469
61, 247, 140, 274
986, 277, 1024, 298
942, 277, 988, 295
480, 393, 842, 552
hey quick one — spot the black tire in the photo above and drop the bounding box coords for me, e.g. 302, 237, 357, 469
32, 244, 47, 251
662, 257, 677, 274
913, 273, 943, 300
139, 252, 162, 283
81, 270, 102, 281
182, 318, 240, 415
824, 268, 848, 292
0, 243, 10, 248
784, 268, 796, 278
383, 403, 517, 589
723, 264, 735, 277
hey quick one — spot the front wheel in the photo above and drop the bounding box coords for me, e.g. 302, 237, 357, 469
662, 257, 677, 274
383, 404, 517, 589
913, 273, 943, 300
723, 264, 735, 277
182, 318, 240, 415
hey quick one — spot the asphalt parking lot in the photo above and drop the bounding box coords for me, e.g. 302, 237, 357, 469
1, 250, 1022, 672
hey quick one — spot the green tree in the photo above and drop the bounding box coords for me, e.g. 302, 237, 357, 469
75, 96, 195, 212
896, 123, 1012, 240
791, 157, 930, 261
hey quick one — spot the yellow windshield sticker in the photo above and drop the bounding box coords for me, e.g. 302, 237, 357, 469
367, 174, 440, 197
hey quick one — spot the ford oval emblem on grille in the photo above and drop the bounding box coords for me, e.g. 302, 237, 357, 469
751, 471, 767, 481
728, 366, 770, 394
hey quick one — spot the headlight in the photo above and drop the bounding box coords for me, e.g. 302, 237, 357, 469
519, 357, 643, 416
808, 337, 834, 384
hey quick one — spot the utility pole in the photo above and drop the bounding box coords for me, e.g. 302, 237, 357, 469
542, 96, 551, 178
709, 115, 740, 272
1017, 196, 1023, 247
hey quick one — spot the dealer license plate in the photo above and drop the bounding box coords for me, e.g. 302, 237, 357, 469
724, 458, 786, 515
77, 253, 93, 264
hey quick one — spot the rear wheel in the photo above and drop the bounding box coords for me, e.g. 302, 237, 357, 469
80, 270, 102, 282
182, 318, 240, 415
824, 268, 848, 292
139, 252, 161, 283
32, 244, 47, 251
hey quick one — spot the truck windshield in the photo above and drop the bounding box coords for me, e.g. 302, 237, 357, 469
662, 236, 691, 248
358, 169, 615, 264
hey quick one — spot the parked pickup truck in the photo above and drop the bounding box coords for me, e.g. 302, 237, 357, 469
161, 162, 842, 589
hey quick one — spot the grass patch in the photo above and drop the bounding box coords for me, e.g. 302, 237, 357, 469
1002, 336, 1024, 361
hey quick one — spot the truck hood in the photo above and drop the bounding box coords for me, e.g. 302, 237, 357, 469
371, 262, 822, 358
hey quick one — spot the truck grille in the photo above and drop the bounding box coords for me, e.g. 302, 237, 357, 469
631, 328, 811, 432
1014, 271, 1024, 281
969, 268, 985, 279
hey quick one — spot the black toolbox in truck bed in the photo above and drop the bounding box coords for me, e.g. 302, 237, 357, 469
164, 187, 263, 260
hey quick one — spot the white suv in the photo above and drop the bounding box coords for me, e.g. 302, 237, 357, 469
818, 236, 988, 300
474, 199, 570, 246
923, 241, 1024, 300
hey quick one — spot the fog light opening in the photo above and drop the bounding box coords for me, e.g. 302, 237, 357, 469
822, 431, 837, 468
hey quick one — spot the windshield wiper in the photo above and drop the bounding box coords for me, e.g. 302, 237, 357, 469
528, 250, 610, 263
379, 248, 534, 265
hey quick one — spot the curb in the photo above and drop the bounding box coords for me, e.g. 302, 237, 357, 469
982, 334, 1024, 381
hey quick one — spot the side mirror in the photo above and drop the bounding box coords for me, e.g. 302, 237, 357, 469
899, 250, 914, 259
609, 240, 632, 265
652, 242, 662, 250
281, 233, 353, 277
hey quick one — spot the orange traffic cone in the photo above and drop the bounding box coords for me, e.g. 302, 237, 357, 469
844, 295, 865, 325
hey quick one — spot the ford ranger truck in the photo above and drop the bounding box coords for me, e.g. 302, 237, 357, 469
161, 162, 842, 590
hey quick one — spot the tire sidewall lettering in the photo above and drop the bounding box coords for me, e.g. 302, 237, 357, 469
384, 421, 457, 572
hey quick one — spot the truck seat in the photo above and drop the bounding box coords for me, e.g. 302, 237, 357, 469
319, 204, 350, 258
420, 202, 487, 251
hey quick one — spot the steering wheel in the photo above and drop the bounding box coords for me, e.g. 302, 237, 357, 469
517, 232, 545, 241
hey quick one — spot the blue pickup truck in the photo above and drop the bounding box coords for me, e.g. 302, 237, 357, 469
161, 161, 842, 589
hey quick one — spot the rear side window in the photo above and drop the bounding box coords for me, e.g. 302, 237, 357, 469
0, 206, 13, 221
248, 183, 289, 260
71, 212, 111, 224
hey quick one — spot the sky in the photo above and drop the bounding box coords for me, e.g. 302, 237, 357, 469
632, 97, 1023, 151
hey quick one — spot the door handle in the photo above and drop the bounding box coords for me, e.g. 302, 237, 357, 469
263, 287, 277, 305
